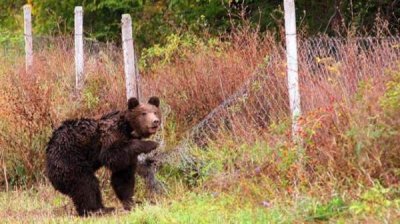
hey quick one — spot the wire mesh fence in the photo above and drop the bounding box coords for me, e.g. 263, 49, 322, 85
1, 35, 399, 178
1, 36, 119, 58
299, 37, 400, 111
162, 36, 400, 166
2, 35, 399, 146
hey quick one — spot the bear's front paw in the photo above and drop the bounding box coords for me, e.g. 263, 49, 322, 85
129, 139, 159, 154
141, 140, 159, 153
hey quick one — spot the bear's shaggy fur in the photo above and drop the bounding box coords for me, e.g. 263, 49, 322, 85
45, 97, 161, 216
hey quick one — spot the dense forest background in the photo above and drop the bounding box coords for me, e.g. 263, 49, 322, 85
1, 0, 400, 48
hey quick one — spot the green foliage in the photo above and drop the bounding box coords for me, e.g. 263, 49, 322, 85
0, 0, 25, 33
0, 0, 25, 55
380, 67, 400, 112
33, 0, 78, 35
2, 1, 400, 49
82, 78, 102, 110
349, 183, 400, 216
140, 33, 199, 69
140, 33, 222, 70
305, 196, 347, 221
294, 0, 400, 35
30, 0, 233, 48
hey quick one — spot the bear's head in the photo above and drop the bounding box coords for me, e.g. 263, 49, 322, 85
124, 96, 162, 138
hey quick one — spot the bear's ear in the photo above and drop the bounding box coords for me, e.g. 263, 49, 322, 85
128, 97, 140, 109
148, 96, 160, 107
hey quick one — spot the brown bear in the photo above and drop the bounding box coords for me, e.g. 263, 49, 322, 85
45, 97, 161, 216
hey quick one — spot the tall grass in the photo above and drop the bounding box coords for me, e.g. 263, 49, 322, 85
0, 27, 399, 196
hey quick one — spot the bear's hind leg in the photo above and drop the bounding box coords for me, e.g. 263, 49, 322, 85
70, 174, 109, 216
111, 166, 135, 211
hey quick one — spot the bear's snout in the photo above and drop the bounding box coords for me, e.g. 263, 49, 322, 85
152, 119, 160, 126
148, 117, 160, 134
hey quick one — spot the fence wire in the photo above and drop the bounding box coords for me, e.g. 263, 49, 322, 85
162, 36, 400, 167
2, 36, 399, 168
1, 36, 117, 58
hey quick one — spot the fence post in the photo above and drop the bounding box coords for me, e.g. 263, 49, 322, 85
134, 50, 142, 101
74, 6, 84, 91
284, 0, 301, 140
121, 14, 140, 101
23, 4, 33, 73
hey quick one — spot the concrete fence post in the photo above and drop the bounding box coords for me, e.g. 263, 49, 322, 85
121, 14, 140, 101
74, 6, 84, 91
284, 0, 301, 139
23, 5, 33, 73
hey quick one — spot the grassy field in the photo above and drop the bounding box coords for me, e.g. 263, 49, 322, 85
1, 140, 400, 223
0, 148, 399, 223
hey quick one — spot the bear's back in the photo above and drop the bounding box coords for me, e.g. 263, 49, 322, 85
47, 118, 99, 150
97, 110, 132, 149
46, 118, 100, 169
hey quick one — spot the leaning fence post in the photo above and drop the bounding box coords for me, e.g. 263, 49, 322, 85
23, 4, 33, 73
284, 0, 301, 140
121, 14, 140, 101
74, 6, 84, 91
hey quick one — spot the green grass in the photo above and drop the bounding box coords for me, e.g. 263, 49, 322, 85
0, 185, 398, 223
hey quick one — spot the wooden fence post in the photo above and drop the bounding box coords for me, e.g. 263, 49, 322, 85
284, 0, 301, 139
74, 6, 84, 91
23, 4, 33, 73
121, 14, 140, 101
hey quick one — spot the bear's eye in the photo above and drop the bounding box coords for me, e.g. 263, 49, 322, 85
141, 112, 147, 116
